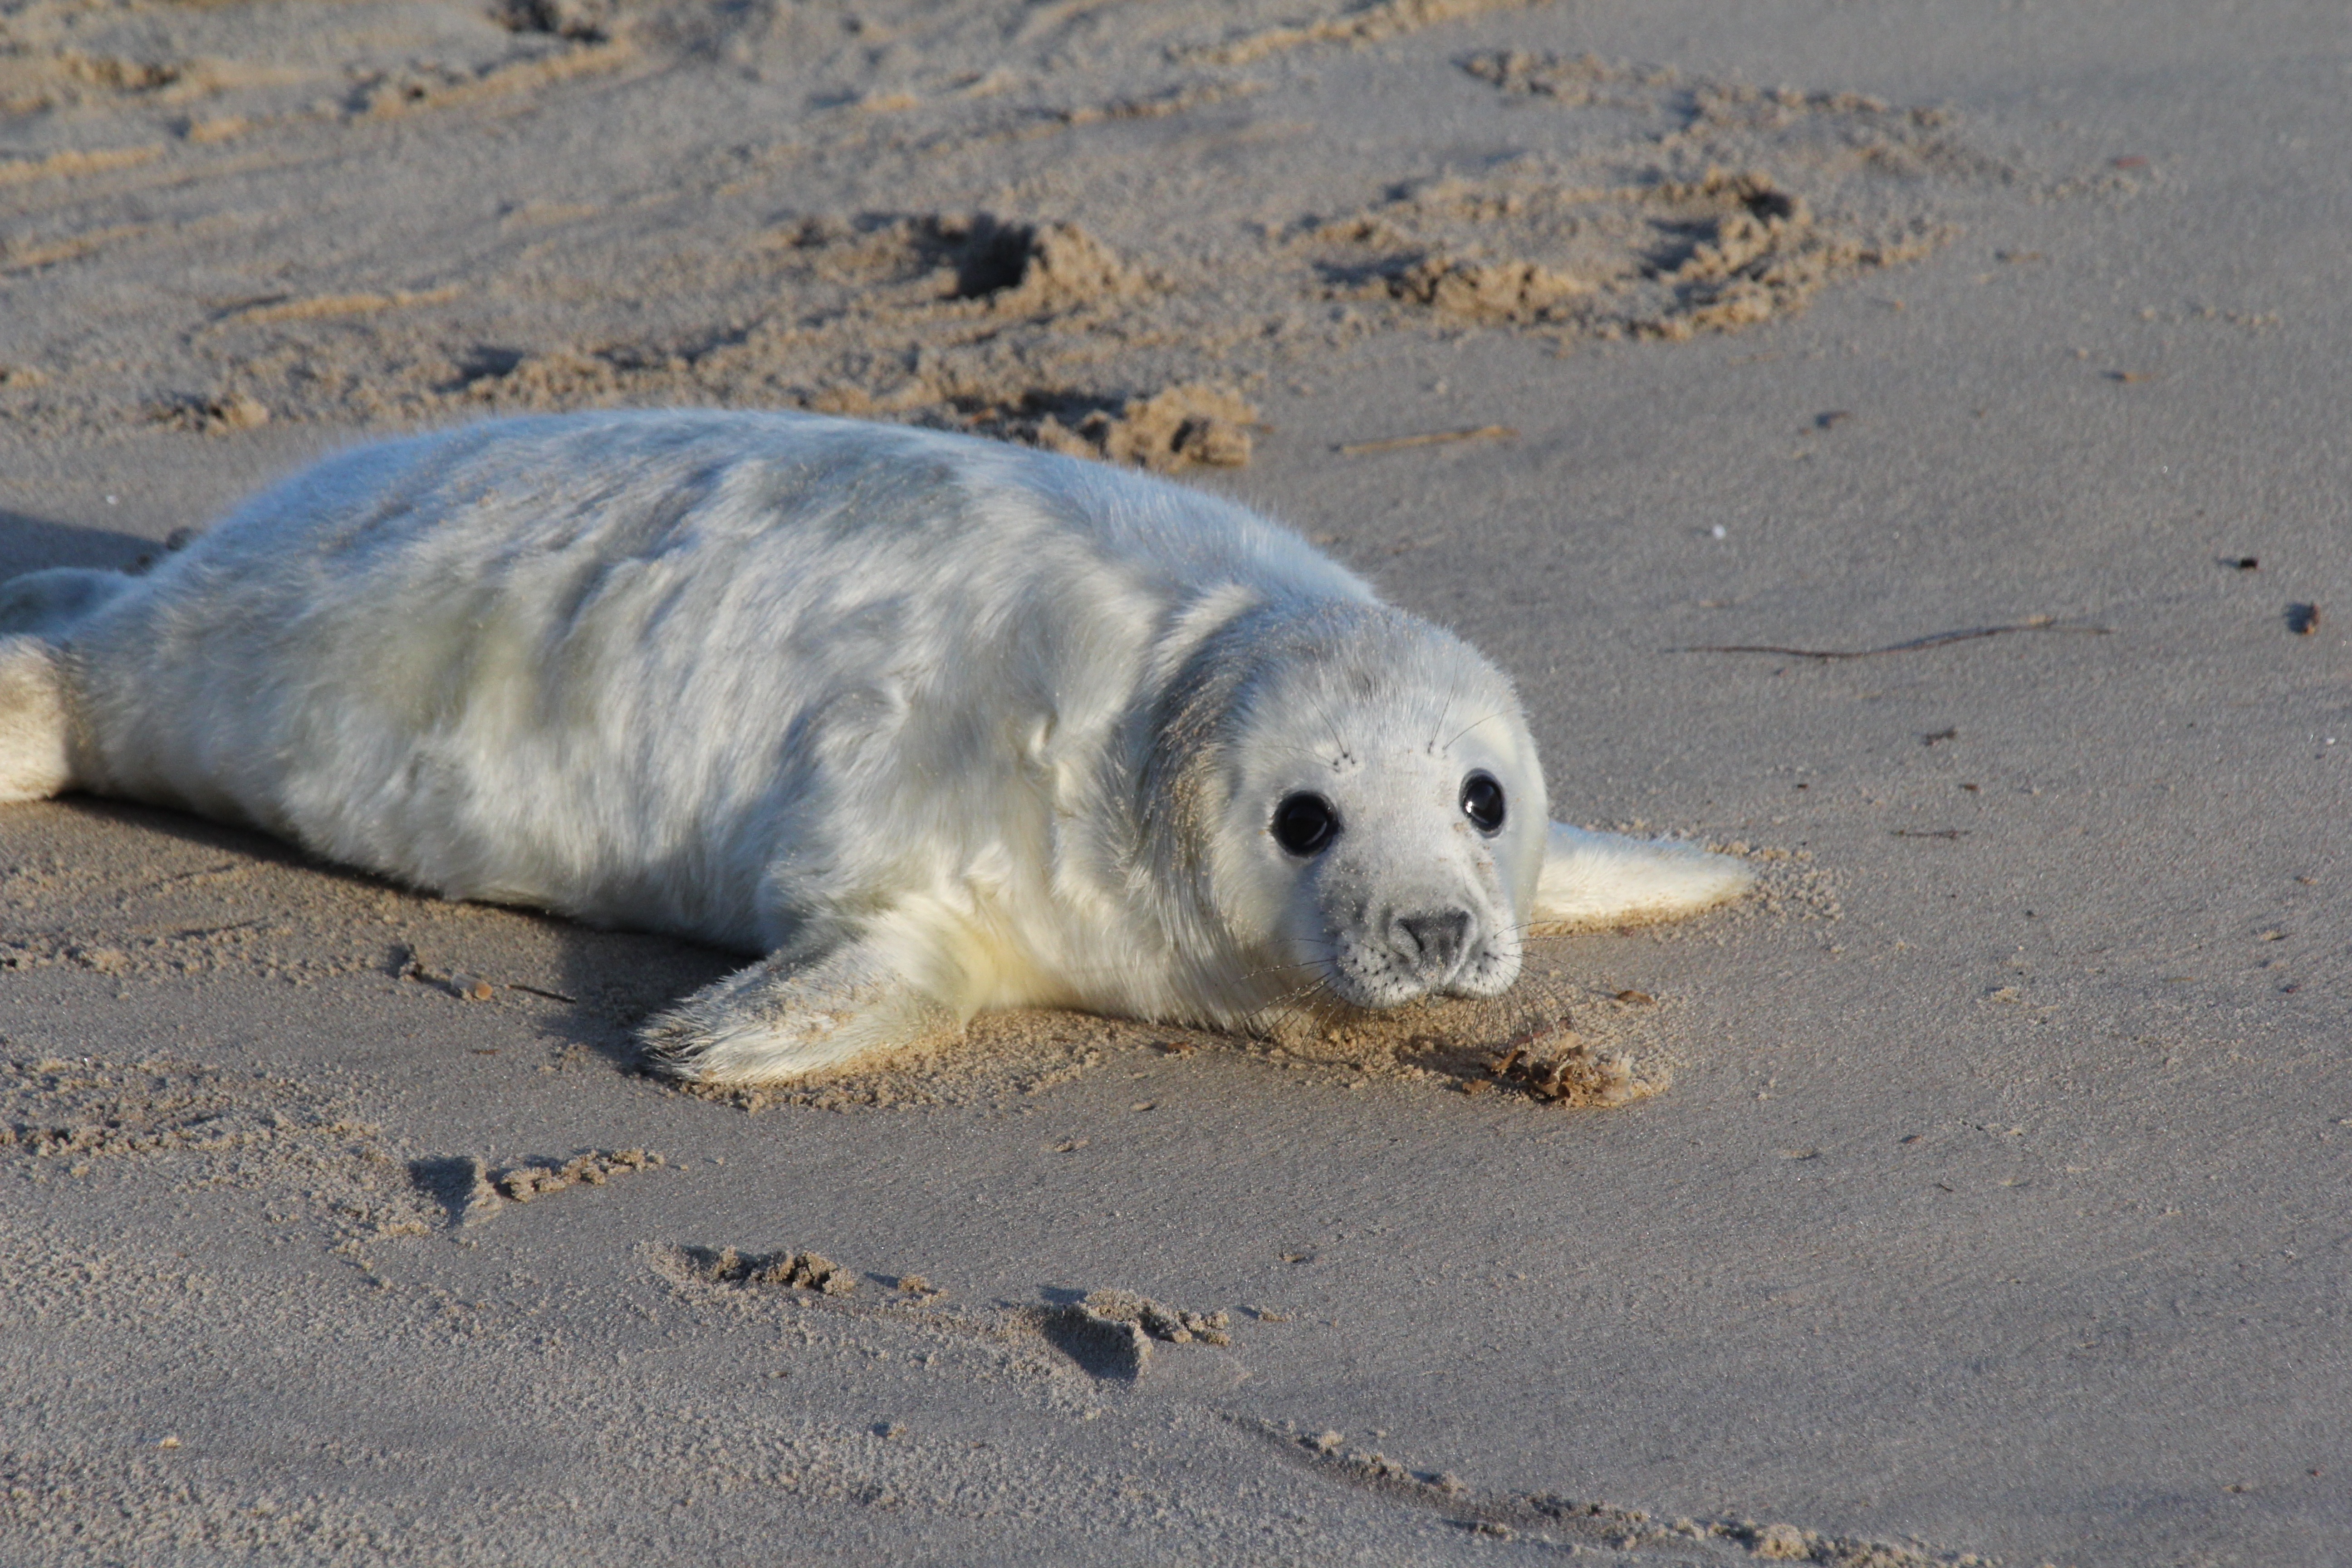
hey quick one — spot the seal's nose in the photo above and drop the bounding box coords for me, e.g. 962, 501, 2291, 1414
1392, 908, 1472, 976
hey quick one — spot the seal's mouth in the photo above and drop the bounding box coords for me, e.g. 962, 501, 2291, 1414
1317, 906, 1518, 1009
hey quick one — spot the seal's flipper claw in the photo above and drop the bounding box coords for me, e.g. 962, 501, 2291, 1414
639, 937, 954, 1085
1531, 822, 1752, 931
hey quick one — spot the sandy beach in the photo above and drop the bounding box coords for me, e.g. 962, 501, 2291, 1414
4, 1, 2347, 1562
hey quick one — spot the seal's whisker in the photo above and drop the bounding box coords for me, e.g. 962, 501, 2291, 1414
1252, 966, 1338, 1031
1444, 711, 1509, 750
1235, 960, 1333, 982
1421, 675, 1452, 755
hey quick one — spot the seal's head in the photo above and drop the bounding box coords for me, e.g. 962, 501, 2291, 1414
1143, 598, 1548, 1022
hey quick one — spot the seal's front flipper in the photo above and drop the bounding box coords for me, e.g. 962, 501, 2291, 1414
0, 636, 73, 803
639, 934, 955, 1084
1531, 822, 1752, 931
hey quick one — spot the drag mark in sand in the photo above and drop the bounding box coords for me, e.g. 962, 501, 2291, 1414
0, 145, 160, 185
1336, 423, 1517, 456
211, 285, 466, 328
655, 1244, 1245, 1385
1245, 1419, 1990, 1564
1676, 617, 2111, 661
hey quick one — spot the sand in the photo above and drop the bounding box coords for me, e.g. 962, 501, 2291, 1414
4, 0, 2349, 1563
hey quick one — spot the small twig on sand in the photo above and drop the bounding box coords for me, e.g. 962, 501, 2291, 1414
1676, 615, 2108, 660
400, 954, 495, 1001
1336, 424, 1517, 456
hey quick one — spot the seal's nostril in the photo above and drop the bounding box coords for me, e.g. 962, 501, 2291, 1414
1394, 909, 1472, 972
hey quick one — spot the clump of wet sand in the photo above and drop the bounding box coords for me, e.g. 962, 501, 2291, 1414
673, 1243, 861, 1296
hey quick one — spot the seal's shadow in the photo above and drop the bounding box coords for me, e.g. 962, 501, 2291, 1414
0, 510, 160, 576
543, 925, 740, 1072
19, 791, 734, 1078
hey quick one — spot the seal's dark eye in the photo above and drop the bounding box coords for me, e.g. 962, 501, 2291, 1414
1271, 792, 1340, 857
1460, 771, 1506, 834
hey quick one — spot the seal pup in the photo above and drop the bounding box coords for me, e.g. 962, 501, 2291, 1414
0, 411, 1749, 1083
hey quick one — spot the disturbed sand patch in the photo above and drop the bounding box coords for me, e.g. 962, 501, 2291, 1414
431, 211, 1262, 475
1297, 163, 1939, 343
665, 952, 1682, 1112
0, 0, 2006, 461
668, 1242, 862, 1296
0, 0, 639, 131
0, 1053, 363, 1164
179, 117, 1947, 456
647, 1231, 1993, 1560
1040, 1289, 1235, 1380
410, 1146, 665, 1227
0, 1054, 439, 1240
1279, 49, 1987, 343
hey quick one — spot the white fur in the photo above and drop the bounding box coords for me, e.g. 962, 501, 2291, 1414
0, 411, 1749, 1081
0, 636, 72, 803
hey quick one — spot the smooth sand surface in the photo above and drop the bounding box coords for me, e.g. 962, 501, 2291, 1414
4, 2, 2347, 1562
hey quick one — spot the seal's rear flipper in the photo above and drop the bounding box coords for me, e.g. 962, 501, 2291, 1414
0, 636, 72, 802
1531, 822, 1752, 931
640, 934, 956, 1084
0, 567, 133, 803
